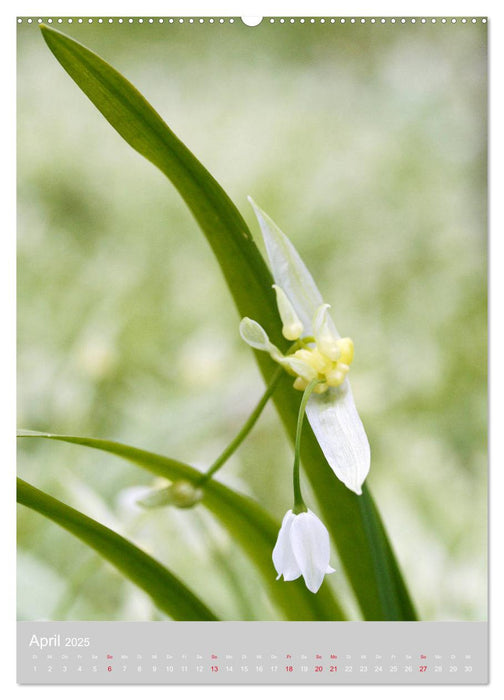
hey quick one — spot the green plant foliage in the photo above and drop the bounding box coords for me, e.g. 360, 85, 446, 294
35, 24, 417, 620
18, 431, 344, 621
17, 477, 219, 621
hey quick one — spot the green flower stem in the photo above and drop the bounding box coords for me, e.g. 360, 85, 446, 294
292, 378, 324, 514
198, 366, 284, 486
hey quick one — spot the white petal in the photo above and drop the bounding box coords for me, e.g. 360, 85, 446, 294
305, 381, 370, 495
272, 510, 302, 581
289, 510, 333, 593
248, 197, 339, 338
239, 317, 283, 361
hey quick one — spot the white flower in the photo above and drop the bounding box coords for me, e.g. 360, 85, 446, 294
240, 198, 370, 495
272, 509, 335, 593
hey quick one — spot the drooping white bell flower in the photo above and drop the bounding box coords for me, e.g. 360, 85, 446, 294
240, 197, 370, 495
272, 509, 335, 593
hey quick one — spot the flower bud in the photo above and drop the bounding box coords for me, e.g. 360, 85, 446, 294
137, 480, 203, 509
273, 509, 335, 593
168, 480, 204, 508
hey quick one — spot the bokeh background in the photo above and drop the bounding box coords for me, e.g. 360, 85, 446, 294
17, 17, 487, 621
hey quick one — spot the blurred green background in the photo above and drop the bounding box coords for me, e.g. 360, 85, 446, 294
17, 18, 487, 621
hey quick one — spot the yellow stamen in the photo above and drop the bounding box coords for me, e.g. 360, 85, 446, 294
314, 303, 341, 361
292, 348, 328, 374
293, 376, 309, 391
326, 367, 347, 387
273, 285, 304, 341
336, 337, 354, 365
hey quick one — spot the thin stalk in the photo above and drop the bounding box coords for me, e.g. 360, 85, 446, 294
198, 366, 283, 485
292, 378, 323, 513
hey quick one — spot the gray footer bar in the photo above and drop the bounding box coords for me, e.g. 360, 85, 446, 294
18, 621, 488, 684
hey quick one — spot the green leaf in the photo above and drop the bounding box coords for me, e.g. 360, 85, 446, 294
18, 431, 345, 621
39, 24, 279, 333
362, 488, 418, 620
39, 26, 417, 620
17, 477, 218, 621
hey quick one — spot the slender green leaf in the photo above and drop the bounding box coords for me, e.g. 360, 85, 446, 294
39, 25, 417, 619
39, 24, 279, 334
17, 477, 218, 621
364, 488, 418, 620
18, 431, 345, 621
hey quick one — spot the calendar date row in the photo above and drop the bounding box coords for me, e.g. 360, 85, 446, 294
32, 663, 474, 674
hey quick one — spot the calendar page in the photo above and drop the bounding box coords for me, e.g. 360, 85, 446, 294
16, 13, 488, 685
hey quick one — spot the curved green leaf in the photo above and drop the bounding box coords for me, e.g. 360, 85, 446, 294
17, 477, 218, 621
39, 24, 279, 333
38, 25, 417, 620
18, 431, 345, 621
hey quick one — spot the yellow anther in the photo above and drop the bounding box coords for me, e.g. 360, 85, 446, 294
280, 353, 317, 381
313, 348, 334, 373
289, 344, 350, 390
336, 337, 354, 365
326, 367, 347, 387
242, 297, 355, 394
293, 376, 309, 391
293, 376, 329, 394
292, 348, 328, 374
273, 285, 304, 341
